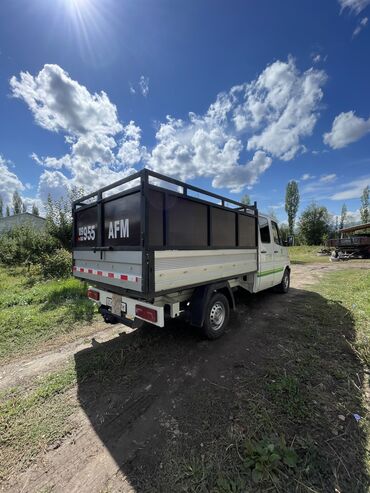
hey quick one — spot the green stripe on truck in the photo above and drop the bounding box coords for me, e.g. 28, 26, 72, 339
257, 267, 284, 278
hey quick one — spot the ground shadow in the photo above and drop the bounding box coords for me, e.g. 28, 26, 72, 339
74, 287, 369, 492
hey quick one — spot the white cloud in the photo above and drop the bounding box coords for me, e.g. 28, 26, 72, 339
148, 58, 326, 191
338, 0, 370, 14
11, 64, 139, 201
0, 155, 25, 207
319, 173, 337, 183
129, 83, 136, 95
117, 121, 145, 165
211, 151, 272, 193
245, 59, 327, 160
301, 173, 315, 180
353, 16, 368, 35
139, 76, 149, 97
11, 59, 327, 198
323, 111, 370, 149
10, 64, 122, 136
330, 175, 370, 200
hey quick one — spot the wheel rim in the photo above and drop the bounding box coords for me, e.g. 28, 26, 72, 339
283, 272, 289, 290
210, 301, 226, 331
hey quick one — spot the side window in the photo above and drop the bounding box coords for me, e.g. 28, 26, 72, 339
259, 217, 271, 243
271, 221, 281, 245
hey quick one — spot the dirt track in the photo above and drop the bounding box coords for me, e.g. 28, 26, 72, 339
2, 261, 369, 493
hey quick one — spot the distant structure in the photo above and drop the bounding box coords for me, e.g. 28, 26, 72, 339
0, 213, 46, 234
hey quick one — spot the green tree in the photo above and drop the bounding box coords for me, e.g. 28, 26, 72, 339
12, 191, 23, 215
241, 194, 251, 205
279, 223, 290, 242
22, 202, 27, 213
339, 203, 347, 230
6, 205, 10, 217
32, 203, 40, 216
298, 203, 331, 245
0, 195, 3, 218
360, 185, 369, 224
285, 181, 300, 235
45, 187, 83, 251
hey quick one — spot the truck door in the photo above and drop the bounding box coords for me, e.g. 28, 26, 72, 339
258, 217, 274, 290
271, 220, 285, 286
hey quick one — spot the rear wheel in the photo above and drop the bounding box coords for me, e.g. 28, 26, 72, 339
201, 292, 230, 340
275, 268, 290, 294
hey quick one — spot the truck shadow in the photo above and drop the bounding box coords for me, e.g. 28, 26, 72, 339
74, 287, 368, 492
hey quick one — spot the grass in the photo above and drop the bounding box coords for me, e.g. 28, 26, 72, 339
0, 366, 77, 480
0, 266, 97, 361
288, 245, 329, 264
0, 267, 369, 491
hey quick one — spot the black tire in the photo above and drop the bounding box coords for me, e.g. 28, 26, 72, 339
201, 292, 230, 340
275, 268, 290, 294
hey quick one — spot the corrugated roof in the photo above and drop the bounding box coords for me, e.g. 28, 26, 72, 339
339, 222, 370, 234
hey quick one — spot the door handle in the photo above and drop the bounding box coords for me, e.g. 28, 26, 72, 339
261, 250, 267, 253
274, 250, 278, 253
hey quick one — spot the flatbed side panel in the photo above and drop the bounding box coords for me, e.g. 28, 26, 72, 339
154, 249, 257, 292
73, 250, 143, 292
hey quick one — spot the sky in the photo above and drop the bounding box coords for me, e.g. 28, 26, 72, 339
0, 0, 370, 222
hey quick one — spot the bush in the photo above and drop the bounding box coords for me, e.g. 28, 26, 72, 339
0, 226, 59, 266
39, 249, 72, 279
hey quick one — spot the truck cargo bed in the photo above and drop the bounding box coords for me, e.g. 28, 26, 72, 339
72, 170, 258, 299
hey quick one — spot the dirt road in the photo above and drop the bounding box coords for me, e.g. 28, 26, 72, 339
2, 261, 369, 493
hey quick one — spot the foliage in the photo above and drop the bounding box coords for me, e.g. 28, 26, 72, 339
285, 181, 299, 235
0, 195, 3, 218
45, 187, 83, 251
12, 191, 23, 215
39, 248, 72, 279
297, 203, 331, 245
0, 225, 59, 266
240, 194, 250, 205
279, 222, 289, 241
339, 203, 347, 230
6, 205, 10, 217
31, 203, 40, 216
243, 438, 298, 483
360, 185, 369, 224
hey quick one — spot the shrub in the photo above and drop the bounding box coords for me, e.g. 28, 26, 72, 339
0, 226, 59, 266
39, 249, 72, 279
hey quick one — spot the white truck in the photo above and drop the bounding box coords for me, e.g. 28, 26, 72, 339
72, 170, 290, 339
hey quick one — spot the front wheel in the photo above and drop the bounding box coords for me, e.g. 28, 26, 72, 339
275, 268, 290, 294
201, 292, 230, 340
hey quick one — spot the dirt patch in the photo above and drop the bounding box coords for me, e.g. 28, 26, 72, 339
2, 262, 369, 492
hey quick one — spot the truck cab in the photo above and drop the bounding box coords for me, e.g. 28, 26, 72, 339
257, 215, 290, 292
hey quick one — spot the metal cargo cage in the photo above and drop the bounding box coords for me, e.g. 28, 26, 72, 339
72, 169, 259, 298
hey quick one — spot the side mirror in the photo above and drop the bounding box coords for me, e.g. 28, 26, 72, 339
284, 236, 294, 247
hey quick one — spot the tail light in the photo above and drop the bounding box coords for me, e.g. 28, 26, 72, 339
135, 305, 157, 323
87, 289, 100, 301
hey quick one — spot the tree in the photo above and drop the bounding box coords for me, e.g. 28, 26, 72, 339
285, 181, 300, 236
6, 205, 10, 217
12, 191, 23, 215
360, 185, 369, 224
45, 187, 83, 251
279, 223, 290, 242
0, 195, 3, 218
32, 203, 40, 216
339, 203, 347, 230
22, 202, 27, 213
241, 194, 251, 205
298, 203, 331, 245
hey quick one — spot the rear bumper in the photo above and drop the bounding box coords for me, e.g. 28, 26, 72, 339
88, 287, 165, 327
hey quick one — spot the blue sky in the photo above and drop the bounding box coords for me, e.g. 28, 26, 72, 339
0, 0, 370, 222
